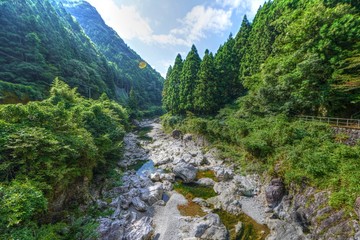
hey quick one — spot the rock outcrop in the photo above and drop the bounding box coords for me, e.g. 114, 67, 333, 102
265, 178, 285, 208
173, 163, 198, 183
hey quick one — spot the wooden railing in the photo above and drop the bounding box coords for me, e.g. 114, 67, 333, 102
298, 115, 360, 129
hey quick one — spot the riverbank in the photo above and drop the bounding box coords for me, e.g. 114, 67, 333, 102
95, 119, 309, 239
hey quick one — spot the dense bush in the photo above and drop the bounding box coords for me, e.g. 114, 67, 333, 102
163, 109, 360, 210
0, 79, 128, 238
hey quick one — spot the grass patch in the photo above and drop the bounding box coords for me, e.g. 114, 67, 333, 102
196, 170, 218, 181
213, 209, 269, 240
178, 201, 207, 217
173, 182, 217, 200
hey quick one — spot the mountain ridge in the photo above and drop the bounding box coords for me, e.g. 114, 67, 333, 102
59, 0, 164, 109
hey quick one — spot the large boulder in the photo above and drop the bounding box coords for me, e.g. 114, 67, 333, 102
265, 178, 285, 208
234, 175, 259, 197
194, 214, 228, 240
125, 216, 154, 240
196, 178, 216, 187
173, 163, 198, 183
214, 167, 234, 181
148, 183, 164, 205
132, 197, 147, 212
98, 218, 125, 240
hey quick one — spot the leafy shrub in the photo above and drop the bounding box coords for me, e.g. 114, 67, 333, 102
165, 107, 360, 210
0, 181, 47, 228
0, 79, 128, 237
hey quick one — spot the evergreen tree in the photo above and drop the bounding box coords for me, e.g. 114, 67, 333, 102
234, 15, 251, 61
235, 15, 252, 83
179, 45, 201, 113
194, 50, 219, 114
167, 54, 183, 114
162, 65, 172, 111
240, 1, 279, 89
214, 34, 242, 106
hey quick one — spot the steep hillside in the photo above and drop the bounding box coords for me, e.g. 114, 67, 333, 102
0, 0, 122, 103
59, 0, 164, 109
0, 0, 163, 110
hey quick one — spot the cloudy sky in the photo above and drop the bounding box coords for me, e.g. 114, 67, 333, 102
86, 0, 265, 77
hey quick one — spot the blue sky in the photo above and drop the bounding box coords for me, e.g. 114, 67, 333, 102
85, 0, 265, 77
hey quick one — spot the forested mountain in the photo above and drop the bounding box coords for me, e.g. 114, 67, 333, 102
164, 0, 360, 117
0, 0, 163, 110
59, 0, 164, 109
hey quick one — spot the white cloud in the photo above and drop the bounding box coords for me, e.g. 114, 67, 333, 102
171, 5, 232, 45
216, 0, 264, 18
86, 0, 152, 42
86, 0, 232, 47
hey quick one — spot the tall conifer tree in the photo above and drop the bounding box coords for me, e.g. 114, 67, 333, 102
214, 34, 240, 106
195, 49, 218, 114
162, 65, 173, 111
179, 45, 201, 113
167, 54, 183, 114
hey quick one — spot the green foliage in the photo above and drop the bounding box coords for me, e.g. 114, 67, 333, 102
0, 0, 163, 108
194, 50, 220, 114
162, 54, 183, 114
164, 109, 360, 210
0, 80, 128, 238
0, 180, 47, 228
164, 0, 359, 117
61, 0, 164, 109
179, 45, 201, 113
240, 0, 360, 117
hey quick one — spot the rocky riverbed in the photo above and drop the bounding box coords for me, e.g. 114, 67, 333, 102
94, 119, 360, 240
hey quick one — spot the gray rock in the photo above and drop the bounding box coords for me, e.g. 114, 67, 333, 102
98, 218, 125, 240
173, 163, 198, 183
132, 197, 147, 212
214, 167, 233, 181
172, 129, 182, 139
196, 178, 216, 187
154, 157, 171, 166
160, 173, 175, 182
150, 172, 161, 182
125, 216, 154, 240
162, 180, 173, 191
235, 222, 243, 235
147, 183, 164, 205
265, 178, 285, 208
194, 214, 228, 240
119, 195, 131, 210
234, 175, 259, 197
266, 219, 307, 240
193, 197, 210, 207
355, 197, 360, 221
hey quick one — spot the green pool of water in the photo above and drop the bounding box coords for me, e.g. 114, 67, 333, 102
174, 181, 270, 240
173, 181, 217, 200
